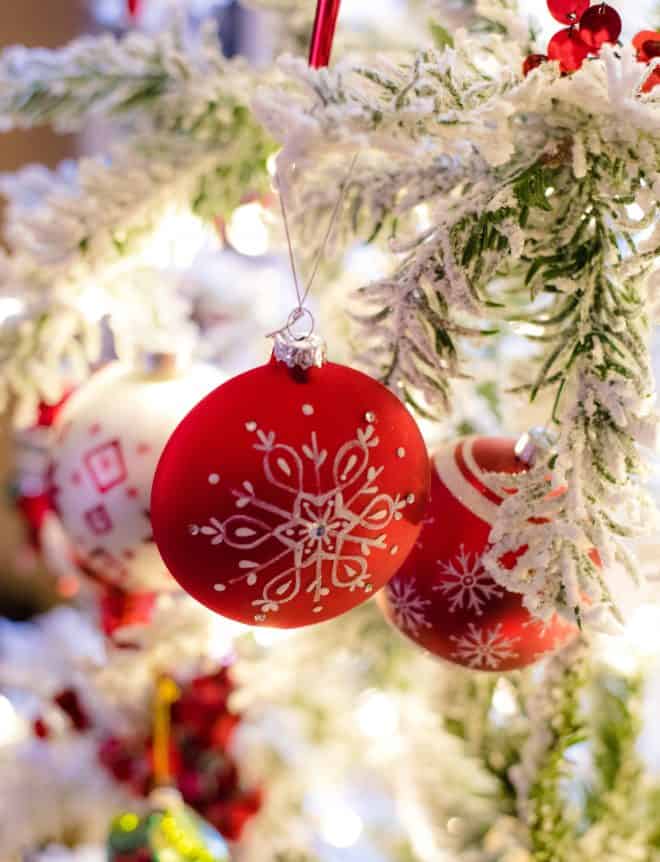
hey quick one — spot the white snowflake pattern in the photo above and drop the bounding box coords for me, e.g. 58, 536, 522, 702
449, 623, 520, 670
386, 577, 431, 636
435, 545, 503, 615
190, 421, 410, 620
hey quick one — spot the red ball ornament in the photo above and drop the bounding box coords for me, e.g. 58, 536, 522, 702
50, 360, 223, 592
633, 30, 660, 62
523, 54, 548, 76
378, 436, 576, 672
151, 333, 430, 629
578, 4, 621, 50
547, 0, 589, 26
548, 27, 591, 73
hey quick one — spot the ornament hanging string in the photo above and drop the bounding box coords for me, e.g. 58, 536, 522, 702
152, 675, 181, 788
272, 0, 356, 342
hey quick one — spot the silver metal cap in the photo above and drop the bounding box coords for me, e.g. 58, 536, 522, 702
273, 331, 327, 370
515, 427, 557, 466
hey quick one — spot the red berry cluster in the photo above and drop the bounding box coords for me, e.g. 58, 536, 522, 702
523, 2, 659, 92
634, 30, 660, 93
98, 668, 262, 843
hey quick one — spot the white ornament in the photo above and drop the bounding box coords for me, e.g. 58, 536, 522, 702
51, 361, 223, 591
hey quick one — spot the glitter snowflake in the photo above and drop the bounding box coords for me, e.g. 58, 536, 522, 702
435, 545, 503, 615
449, 623, 520, 670
190, 421, 410, 621
386, 577, 431, 636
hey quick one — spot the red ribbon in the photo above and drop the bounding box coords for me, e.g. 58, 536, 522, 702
309, 0, 342, 68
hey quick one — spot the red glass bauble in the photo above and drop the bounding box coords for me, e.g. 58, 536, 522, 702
548, 27, 591, 73
378, 436, 576, 672
633, 30, 660, 62
547, 0, 589, 26
523, 53, 548, 76
578, 4, 621, 50
151, 340, 430, 628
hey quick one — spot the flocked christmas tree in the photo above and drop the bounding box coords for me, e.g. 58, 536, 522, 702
0, 1, 659, 861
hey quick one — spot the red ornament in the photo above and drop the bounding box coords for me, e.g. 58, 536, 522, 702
578, 4, 621, 50
99, 669, 262, 842
152, 336, 429, 629
378, 436, 576, 672
547, 0, 590, 26
633, 30, 660, 62
548, 27, 591, 73
309, 0, 342, 68
523, 53, 548, 76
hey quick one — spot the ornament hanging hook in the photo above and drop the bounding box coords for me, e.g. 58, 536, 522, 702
269, 0, 349, 348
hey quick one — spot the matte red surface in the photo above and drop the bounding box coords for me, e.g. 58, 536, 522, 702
152, 356, 430, 628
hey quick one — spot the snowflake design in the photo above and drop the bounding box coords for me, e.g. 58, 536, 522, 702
386, 577, 431, 636
190, 421, 410, 620
449, 623, 520, 670
435, 545, 503, 615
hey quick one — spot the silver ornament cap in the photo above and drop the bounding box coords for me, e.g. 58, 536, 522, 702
515, 427, 557, 466
273, 330, 327, 370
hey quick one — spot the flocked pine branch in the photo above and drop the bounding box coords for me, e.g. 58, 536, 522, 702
256, 25, 660, 626
0, 21, 273, 424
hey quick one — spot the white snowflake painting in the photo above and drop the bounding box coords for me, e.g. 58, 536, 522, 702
435, 545, 503, 615
449, 623, 520, 670
386, 577, 431, 636
190, 418, 411, 622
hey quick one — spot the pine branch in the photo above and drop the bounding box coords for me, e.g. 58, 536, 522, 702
258, 38, 660, 625
0, 22, 273, 424
510, 640, 587, 862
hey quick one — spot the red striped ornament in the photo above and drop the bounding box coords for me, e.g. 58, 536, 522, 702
378, 436, 577, 672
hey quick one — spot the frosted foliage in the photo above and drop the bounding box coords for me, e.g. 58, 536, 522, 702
0, 21, 271, 426
256, 31, 660, 627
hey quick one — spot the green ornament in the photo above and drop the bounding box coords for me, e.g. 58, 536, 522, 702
107, 789, 230, 862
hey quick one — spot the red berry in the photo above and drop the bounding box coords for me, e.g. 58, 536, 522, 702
33, 717, 50, 739
548, 28, 591, 73
642, 41, 660, 60
54, 688, 91, 732
633, 30, 660, 62
578, 4, 621, 50
642, 66, 660, 93
547, 0, 590, 26
523, 53, 548, 76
